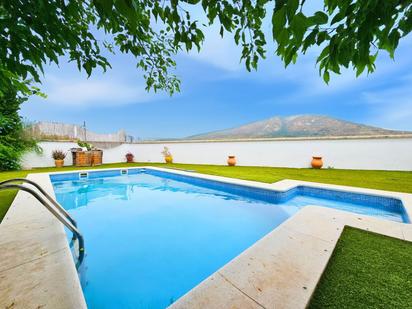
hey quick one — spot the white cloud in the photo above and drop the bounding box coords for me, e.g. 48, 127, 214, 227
362, 75, 412, 130
187, 25, 243, 72
178, 3, 243, 72
43, 74, 156, 107
363, 84, 412, 107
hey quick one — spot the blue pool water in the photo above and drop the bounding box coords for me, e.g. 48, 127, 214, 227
51, 169, 408, 308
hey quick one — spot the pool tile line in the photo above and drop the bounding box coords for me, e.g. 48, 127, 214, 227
146, 167, 412, 222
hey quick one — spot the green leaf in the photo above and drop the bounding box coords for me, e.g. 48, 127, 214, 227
234, 29, 241, 44
356, 64, 366, 77
84, 62, 92, 76
96, 0, 113, 15
286, 0, 299, 22
317, 46, 330, 63
323, 70, 330, 84
290, 13, 308, 43
303, 29, 318, 51
331, 11, 345, 25
312, 11, 329, 25
317, 31, 329, 45
272, 6, 287, 40
276, 28, 289, 45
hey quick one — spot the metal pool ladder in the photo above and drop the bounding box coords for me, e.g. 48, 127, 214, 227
0, 178, 85, 267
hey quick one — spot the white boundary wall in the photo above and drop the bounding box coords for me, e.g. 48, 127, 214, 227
21, 138, 412, 171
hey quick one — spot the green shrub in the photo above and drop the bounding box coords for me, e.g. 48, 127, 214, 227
77, 140, 93, 151
0, 88, 39, 171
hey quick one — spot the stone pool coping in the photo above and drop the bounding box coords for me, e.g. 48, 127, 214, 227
0, 172, 86, 308
0, 166, 411, 308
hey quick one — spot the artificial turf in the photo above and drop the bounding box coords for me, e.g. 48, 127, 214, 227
309, 227, 412, 309
1, 162, 412, 221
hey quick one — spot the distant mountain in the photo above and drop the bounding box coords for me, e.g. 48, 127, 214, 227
188, 115, 411, 140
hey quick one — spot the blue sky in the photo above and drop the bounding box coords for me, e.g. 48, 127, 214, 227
21, 14, 412, 139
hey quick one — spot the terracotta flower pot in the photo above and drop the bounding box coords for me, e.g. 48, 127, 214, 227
54, 159, 64, 168
165, 156, 173, 164
126, 154, 134, 163
311, 156, 323, 169
227, 155, 236, 166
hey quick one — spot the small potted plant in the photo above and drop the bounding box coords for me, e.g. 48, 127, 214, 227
52, 150, 66, 168
126, 152, 134, 163
77, 140, 93, 151
161, 146, 173, 164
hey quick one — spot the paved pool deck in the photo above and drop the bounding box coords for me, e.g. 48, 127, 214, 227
0, 173, 86, 309
0, 167, 411, 308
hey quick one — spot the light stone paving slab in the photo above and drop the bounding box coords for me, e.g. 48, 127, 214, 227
283, 206, 406, 241
0, 247, 84, 309
402, 224, 412, 241
1, 166, 411, 308
217, 223, 335, 309
0, 217, 68, 273
168, 272, 265, 309
0, 173, 86, 309
0, 190, 49, 227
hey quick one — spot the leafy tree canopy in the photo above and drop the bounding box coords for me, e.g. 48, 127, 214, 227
1, 0, 411, 96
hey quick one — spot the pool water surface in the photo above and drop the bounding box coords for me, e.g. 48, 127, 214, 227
51, 169, 407, 308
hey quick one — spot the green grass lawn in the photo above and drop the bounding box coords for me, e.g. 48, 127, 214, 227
309, 227, 412, 308
1, 162, 412, 220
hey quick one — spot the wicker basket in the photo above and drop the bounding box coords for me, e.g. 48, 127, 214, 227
91, 150, 103, 166
71, 150, 92, 167
71, 149, 103, 167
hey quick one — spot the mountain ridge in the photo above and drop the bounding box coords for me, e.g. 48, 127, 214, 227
188, 115, 411, 140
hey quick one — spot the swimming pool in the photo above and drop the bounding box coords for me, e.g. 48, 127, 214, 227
50, 168, 409, 308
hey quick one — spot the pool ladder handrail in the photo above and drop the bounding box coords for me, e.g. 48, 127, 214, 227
0, 178, 85, 267
0, 178, 78, 227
